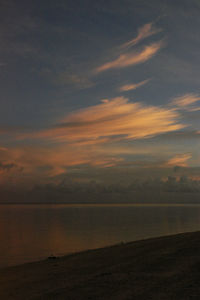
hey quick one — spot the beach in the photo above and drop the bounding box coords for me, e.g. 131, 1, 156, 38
0, 231, 200, 299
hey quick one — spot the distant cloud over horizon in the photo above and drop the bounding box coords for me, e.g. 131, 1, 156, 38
166, 153, 192, 167
0, 95, 187, 183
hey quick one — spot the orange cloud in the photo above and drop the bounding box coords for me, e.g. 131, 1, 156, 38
166, 153, 192, 167
0, 144, 123, 183
95, 41, 164, 73
120, 22, 161, 49
28, 97, 184, 144
0, 96, 186, 184
119, 79, 150, 92
170, 93, 200, 111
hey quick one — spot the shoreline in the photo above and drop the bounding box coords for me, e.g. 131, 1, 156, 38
1, 231, 200, 299
1, 202, 200, 206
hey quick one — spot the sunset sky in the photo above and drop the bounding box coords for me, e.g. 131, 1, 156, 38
1, 0, 200, 188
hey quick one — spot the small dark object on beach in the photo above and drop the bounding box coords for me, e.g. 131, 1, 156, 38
47, 255, 57, 260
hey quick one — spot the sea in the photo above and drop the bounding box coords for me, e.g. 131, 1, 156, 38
0, 203, 200, 268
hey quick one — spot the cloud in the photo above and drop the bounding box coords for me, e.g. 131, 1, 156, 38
157, 130, 200, 140
0, 161, 16, 171
27, 96, 184, 144
0, 148, 24, 184
119, 79, 150, 92
0, 144, 124, 183
0, 144, 196, 188
120, 22, 161, 49
170, 93, 200, 112
53, 72, 94, 89
166, 153, 192, 167
40, 68, 94, 89
95, 41, 164, 73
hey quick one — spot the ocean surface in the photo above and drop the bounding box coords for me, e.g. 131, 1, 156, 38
0, 203, 200, 268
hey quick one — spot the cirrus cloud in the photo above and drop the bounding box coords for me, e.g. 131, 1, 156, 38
119, 79, 150, 92
170, 93, 200, 112
120, 22, 162, 50
26, 96, 185, 145
95, 41, 164, 73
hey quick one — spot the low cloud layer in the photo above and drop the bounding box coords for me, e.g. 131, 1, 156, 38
0, 96, 186, 183
0, 161, 16, 171
166, 153, 192, 167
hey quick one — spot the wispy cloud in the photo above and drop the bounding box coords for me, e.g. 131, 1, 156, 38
39, 68, 94, 90
0, 144, 123, 182
95, 41, 164, 73
119, 79, 150, 92
166, 153, 192, 167
120, 22, 161, 50
53, 72, 94, 89
170, 93, 200, 112
157, 130, 200, 140
26, 96, 184, 144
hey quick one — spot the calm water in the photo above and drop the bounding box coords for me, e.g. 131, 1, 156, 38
0, 203, 200, 268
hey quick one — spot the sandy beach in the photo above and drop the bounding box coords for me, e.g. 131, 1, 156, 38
0, 231, 200, 299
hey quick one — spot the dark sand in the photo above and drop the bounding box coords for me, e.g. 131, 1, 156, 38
1, 232, 200, 299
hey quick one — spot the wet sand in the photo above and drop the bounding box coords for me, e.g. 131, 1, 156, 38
0, 231, 200, 299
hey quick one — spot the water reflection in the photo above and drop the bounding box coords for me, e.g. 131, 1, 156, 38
0, 204, 200, 267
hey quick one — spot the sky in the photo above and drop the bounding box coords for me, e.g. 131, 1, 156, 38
1, 0, 200, 189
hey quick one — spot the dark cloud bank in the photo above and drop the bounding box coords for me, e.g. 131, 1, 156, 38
1, 174, 200, 204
